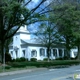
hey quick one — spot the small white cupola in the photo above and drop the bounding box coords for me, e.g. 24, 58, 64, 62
16, 25, 31, 40
17, 25, 29, 33
13, 25, 31, 50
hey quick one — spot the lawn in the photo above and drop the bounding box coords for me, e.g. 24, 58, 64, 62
0, 65, 36, 73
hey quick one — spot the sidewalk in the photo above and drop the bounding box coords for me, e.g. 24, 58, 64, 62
0, 68, 47, 76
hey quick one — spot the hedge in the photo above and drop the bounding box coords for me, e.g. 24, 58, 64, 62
9, 60, 80, 68
30, 58, 37, 62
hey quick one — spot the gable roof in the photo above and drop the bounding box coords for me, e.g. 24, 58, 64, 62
21, 39, 39, 44
21, 39, 45, 47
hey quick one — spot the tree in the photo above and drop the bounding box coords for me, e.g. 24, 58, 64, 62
5, 52, 12, 62
0, 0, 53, 62
35, 21, 59, 61
49, 0, 80, 59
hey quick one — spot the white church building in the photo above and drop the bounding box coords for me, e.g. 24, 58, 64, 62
9, 25, 77, 61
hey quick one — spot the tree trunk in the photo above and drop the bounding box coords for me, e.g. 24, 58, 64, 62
66, 49, 70, 59
65, 37, 71, 59
47, 47, 51, 62
1, 42, 5, 63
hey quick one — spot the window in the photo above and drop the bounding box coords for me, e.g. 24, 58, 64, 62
59, 49, 63, 57
15, 51, 18, 58
40, 48, 45, 56
31, 50, 37, 57
53, 49, 57, 57
74, 52, 77, 57
23, 50, 25, 57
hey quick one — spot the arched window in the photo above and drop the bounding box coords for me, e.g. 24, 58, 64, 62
40, 48, 45, 56
31, 50, 37, 57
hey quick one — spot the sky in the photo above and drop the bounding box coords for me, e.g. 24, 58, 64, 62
26, 0, 51, 10
26, 0, 39, 9
25, 0, 41, 38
25, 0, 52, 37
26, 0, 41, 33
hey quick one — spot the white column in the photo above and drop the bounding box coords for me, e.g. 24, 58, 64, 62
57, 48, 59, 58
19, 47, 22, 58
12, 48, 15, 59
37, 48, 40, 60
62, 49, 64, 57
27, 47, 31, 61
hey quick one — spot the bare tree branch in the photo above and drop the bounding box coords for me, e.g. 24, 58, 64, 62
23, 0, 32, 6
31, 0, 47, 14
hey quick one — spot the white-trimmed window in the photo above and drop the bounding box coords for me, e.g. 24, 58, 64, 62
31, 50, 37, 57
53, 49, 57, 57
74, 51, 77, 57
40, 48, 45, 56
59, 49, 63, 57
15, 50, 18, 58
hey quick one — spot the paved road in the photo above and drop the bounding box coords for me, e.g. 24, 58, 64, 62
0, 65, 80, 80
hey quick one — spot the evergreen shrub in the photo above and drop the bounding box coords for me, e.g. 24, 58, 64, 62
5, 65, 11, 69
15, 57, 26, 62
20, 57, 26, 61
43, 58, 48, 61
30, 58, 37, 62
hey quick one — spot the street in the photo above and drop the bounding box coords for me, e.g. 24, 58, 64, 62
0, 65, 80, 80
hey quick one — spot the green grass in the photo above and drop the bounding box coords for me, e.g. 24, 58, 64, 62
0, 65, 36, 73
